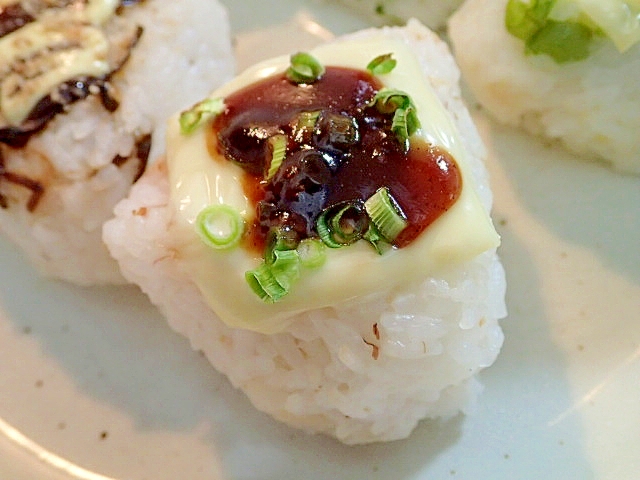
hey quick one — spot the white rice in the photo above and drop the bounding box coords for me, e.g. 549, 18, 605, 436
449, 0, 640, 174
0, 0, 235, 285
103, 20, 506, 444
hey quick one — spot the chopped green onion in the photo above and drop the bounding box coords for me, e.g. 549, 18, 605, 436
292, 110, 321, 143
180, 97, 225, 135
505, 0, 554, 42
369, 89, 420, 150
391, 106, 419, 152
316, 202, 369, 248
527, 20, 593, 62
366, 53, 397, 75
364, 187, 407, 243
370, 88, 407, 113
195, 204, 244, 250
265, 134, 287, 180
322, 113, 360, 146
245, 264, 286, 302
269, 249, 300, 289
245, 249, 300, 303
297, 110, 321, 130
264, 227, 299, 265
296, 238, 326, 268
316, 217, 343, 248
505, 0, 594, 63
286, 52, 325, 84
362, 223, 392, 255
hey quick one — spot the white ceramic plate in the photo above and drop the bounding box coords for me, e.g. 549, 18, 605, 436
1, 1, 639, 479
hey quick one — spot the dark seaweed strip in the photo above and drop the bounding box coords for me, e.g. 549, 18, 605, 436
111, 133, 152, 183
116, 0, 146, 15
0, 148, 44, 211
133, 133, 151, 182
0, 3, 35, 38
0, 5, 146, 212
0, 77, 120, 148
0, 22, 143, 147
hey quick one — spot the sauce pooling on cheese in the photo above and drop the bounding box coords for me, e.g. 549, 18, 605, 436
166, 34, 500, 332
210, 66, 462, 253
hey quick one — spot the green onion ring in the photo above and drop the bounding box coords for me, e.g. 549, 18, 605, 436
195, 204, 245, 250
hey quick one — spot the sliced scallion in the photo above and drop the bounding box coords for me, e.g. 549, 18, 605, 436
180, 97, 225, 135
391, 106, 419, 152
364, 187, 407, 243
245, 264, 286, 303
296, 238, 326, 268
245, 249, 300, 303
297, 110, 321, 130
269, 249, 300, 289
316, 216, 343, 248
286, 52, 325, 84
323, 113, 360, 146
505, 0, 553, 42
369, 89, 420, 150
316, 202, 369, 248
527, 20, 593, 63
366, 53, 397, 75
370, 88, 407, 114
265, 134, 287, 180
505, 0, 594, 63
195, 204, 245, 250
362, 223, 391, 255
264, 226, 299, 265
293, 110, 321, 143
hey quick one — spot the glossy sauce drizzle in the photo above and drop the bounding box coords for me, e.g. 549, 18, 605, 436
210, 66, 462, 252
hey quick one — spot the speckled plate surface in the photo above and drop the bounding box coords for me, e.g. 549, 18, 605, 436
0, 1, 639, 479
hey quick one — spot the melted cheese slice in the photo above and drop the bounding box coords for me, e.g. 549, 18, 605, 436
0, 0, 117, 125
551, 0, 640, 52
0, 20, 110, 125
166, 33, 500, 334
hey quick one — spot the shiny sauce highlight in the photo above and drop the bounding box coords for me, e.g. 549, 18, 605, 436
209, 66, 462, 252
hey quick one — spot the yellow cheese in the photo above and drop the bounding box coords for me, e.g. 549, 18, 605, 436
2, 40, 109, 126
166, 34, 500, 334
84, 0, 120, 25
0, 0, 118, 126
551, 0, 640, 52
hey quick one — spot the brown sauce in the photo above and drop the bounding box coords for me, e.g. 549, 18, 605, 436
0, 3, 34, 38
210, 66, 462, 253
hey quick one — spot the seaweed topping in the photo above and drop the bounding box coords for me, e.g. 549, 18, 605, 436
0, 0, 146, 212
204, 62, 462, 302
0, 76, 121, 148
111, 132, 151, 183
0, 147, 43, 211
0, 3, 34, 37
0, 0, 144, 141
